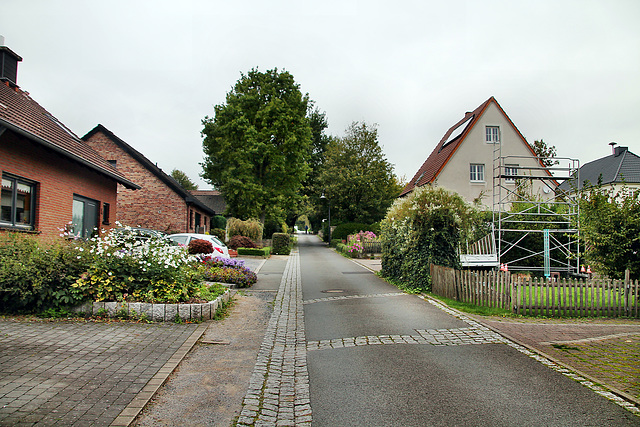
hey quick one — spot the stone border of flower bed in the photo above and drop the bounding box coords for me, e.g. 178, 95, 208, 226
71, 289, 232, 322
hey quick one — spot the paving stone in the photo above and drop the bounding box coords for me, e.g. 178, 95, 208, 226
237, 252, 312, 425
0, 320, 198, 426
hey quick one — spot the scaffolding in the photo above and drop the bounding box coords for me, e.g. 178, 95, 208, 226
492, 142, 581, 276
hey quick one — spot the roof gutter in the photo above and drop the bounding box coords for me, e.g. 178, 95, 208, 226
0, 118, 140, 190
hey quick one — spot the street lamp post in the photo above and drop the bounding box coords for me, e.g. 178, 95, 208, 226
320, 193, 331, 242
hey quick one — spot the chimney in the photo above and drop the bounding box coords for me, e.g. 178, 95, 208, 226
609, 141, 617, 154
0, 36, 23, 87
614, 146, 628, 157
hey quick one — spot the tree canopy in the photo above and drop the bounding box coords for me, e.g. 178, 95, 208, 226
170, 169, 198, 191
200, 68, 312, 224
579, 184, 640, 279
318, 121, 402, 224
531, 139, 559, 167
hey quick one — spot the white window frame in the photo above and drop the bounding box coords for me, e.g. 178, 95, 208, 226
505, 165, 518, 183
485, 126, 500, 144
470, 164, 485, 182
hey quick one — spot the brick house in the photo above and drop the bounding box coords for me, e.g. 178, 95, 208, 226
83, 124, 214, 233
0, 44, 139, 240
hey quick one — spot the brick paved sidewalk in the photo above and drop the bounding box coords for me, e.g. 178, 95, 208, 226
473, 316, 640, 404
0, 320, 201, 426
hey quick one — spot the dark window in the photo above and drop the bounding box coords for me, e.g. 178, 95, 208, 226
71, 195, 99, 238
102, 203, 110, 225
0, 173, 36, 230
107, 160, 117, 168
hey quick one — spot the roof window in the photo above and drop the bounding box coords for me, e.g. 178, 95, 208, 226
442, 115, 473, 148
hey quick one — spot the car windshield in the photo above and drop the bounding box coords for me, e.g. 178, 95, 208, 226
169, 235, 189, 245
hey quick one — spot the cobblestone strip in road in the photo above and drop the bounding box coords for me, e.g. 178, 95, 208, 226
236, 251, 311, 427
425, 296, 640, 416
303, 292, 405, 305
307, 326, 508, 351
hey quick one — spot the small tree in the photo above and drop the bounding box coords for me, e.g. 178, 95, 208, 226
579, 184, 640, 279
171, 169, 199, 191
531, 139, 559, 168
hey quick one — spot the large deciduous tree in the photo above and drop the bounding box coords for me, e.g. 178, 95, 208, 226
319, 121, 403, 224
200, 68, 312, 224
303, 107, 332, 232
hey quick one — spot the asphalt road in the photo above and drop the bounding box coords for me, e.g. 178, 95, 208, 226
299, 234, 638, 426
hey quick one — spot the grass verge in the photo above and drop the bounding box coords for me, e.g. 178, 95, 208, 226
427, 293, 513, 317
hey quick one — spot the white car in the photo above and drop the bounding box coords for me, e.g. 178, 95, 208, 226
167, 233, 230, 258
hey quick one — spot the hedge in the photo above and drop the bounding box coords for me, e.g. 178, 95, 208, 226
272, 233, 291, 255
237, 247, 272, 257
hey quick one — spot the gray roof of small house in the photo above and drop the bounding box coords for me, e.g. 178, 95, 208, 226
558, 147, 640, 192
191, 190, 227, 215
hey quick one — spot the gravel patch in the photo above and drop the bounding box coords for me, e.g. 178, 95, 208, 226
134, 291, 275, 427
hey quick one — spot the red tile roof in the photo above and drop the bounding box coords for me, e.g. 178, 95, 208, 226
400, 97, 543, 196
0, 82, 139, 189
401, 98, 492, 196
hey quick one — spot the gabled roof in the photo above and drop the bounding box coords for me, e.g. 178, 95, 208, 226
191, 190, 227, 215
83, 124, 214, 215
558, 147, 640, 192
0, 82, 139, 189
400, 96, 542, 196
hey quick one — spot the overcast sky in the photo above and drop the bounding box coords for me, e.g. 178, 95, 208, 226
2, 0, 639, 188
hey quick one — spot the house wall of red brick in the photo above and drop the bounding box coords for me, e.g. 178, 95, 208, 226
84, 131, 210, 234
0, 131, 118, 240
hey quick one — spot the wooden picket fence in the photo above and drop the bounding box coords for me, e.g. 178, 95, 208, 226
430, 264, 640, 318
362, 240, 382, 254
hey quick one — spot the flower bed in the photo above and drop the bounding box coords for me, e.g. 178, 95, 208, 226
199, 256, 258, 288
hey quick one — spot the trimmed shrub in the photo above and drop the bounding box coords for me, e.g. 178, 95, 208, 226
212, 215, 227, 230
330, 239, 341, 248
0, 233, 91, 312
188, 239, 213, 255
272, 233, 291, 255
237, 247, 272, 257
227, 235, 257, 250
211, 228, 226, 241
227, 218, 263, 241
332, 223, 377, 241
